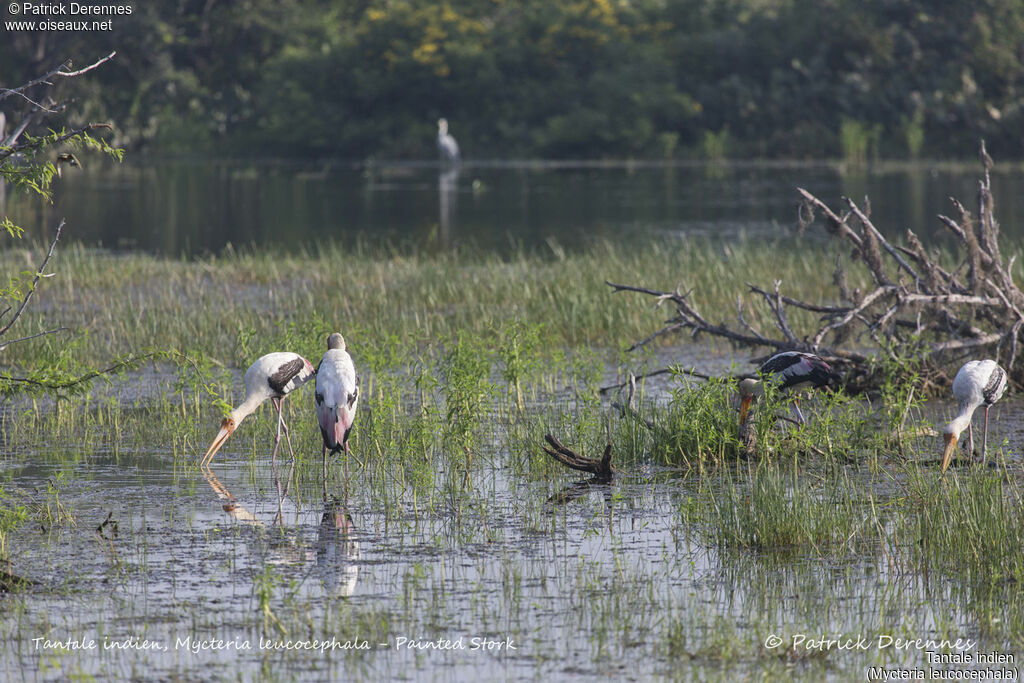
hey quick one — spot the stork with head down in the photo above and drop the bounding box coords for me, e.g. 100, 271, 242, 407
315, 333, 360, 482
202, 352, 315, 469
941, 359, 1007, 473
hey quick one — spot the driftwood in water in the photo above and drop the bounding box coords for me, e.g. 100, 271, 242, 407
0, 561, 38, 592
541, 434, 616, 480
609, 144, 1023, 392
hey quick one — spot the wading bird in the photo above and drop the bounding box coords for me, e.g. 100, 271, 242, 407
437, 118, 460, 165
315, 333, 360, 481
201, 352, 315, 468
941, 359, 1007, 472
738, 351, 839, 427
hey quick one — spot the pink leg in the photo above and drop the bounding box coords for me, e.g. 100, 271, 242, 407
270, 397, 283, 461
793, 399, 806, 425
967, 422, 974, 458
278, 395, 295, 457
982, 405, 990, 464
270, 397, 285, 520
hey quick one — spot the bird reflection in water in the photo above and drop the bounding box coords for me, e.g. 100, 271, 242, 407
200, 466, 360, 596
316, 496, 360, 598
438, 166, 459, 248
201, 465, 266, 528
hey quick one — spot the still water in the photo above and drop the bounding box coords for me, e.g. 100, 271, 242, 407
6, 160, 1024, 255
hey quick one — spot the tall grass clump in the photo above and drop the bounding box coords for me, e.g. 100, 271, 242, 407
497, 321, 545, 413
901, 470, 1024, 587
439, 333, 493, 461
693, 465, 876, 557
901, 109, 925, 158
651, 373, 742, 466
839, 117, 882, 165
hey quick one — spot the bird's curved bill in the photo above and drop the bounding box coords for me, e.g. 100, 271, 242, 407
739, 396, 753, 426
940, 433, 958, 473
202, 419, 235, 467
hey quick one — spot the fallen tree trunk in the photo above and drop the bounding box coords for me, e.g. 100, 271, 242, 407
610, 144, 1023, 392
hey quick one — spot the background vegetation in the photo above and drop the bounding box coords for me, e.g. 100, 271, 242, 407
3, 0, 1023, 160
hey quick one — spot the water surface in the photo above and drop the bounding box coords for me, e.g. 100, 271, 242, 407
6, 160, 1023, 256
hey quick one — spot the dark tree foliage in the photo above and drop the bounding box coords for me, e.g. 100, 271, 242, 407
2, 0, 1022, 159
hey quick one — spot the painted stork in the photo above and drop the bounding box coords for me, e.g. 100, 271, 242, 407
315, 333, 360, 481
738, 351, 839, 426
437, 118, 461, 165
201, 352, 315, 468
941, 359, 1007, 472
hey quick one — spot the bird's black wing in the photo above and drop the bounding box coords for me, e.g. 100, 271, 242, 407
983, 365, 1007, 405
758, 352, 804, 377
268, 357, 307, 395
787, 360, 837, 390
760, 352, 837, 390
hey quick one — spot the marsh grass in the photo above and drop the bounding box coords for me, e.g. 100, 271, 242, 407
691, 464, 878, 557
900, 467, 1024, 586
4, 234, 1024, 676
0, 236, 877, 372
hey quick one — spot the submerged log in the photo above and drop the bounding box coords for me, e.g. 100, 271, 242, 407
0, 561, 39, 592
541, 434, 616, 480
610, 143, 1024, 392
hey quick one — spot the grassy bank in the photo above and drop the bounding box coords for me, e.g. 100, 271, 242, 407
1, 235, 868, 371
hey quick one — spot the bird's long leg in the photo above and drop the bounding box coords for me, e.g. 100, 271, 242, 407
276, 396, 299, 501
343, 440, 351, 482
321, 452, 328, 503
322, 443, 329, 494
280, 453, 296, 501
982, 405, 990, 465
278, 395, 296, 458
967, 422, 974, 459
270, 397, 285, 524
793, 399, 807, 425
270, 397, 283, 462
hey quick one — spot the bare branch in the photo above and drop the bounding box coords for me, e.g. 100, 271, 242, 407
844, 196, 920, 284
542, 434, 616, 478
0, 327, 68, 352
55, 52, 117, 79
0, 52, 117, 103
0, 220, 64, 338
612, 147, 1022, 391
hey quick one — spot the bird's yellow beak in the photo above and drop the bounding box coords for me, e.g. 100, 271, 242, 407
940, 432, 958, 473
739, 395, 753, 426
202, 418, 236, 467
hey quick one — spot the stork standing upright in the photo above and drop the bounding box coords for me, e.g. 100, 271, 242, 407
738, 351, 840, 427
201, 352, 315, 469
315, 333, 360, 482
941, 359, 1007, 472
437, 118, 460, 165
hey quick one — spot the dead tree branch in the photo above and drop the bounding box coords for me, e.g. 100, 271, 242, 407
0, 220, 64, 338
542, 434, 616, 479
610, 145, 1024, 391
0, 52, 116, 104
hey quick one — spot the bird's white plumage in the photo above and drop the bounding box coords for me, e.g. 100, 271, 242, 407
437, 118, 460, 164
203, 351, 315, 468
315, 348, 359, 452
946, 359, 1007, 436
941, 359, 1007, 472
234, 352, 315, 423
952, 359, 1006, 411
